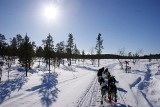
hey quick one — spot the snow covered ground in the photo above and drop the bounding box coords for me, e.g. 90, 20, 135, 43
0, 59, 160, 107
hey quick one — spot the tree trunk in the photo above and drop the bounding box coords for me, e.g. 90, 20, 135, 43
70, 58, 71, 66
49, 58, 50, 74
25, 61, 28, 77
38, 59, 40, 68
29, 60, 31, 69
98, 59, 100, 67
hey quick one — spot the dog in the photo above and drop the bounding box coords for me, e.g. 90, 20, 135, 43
100, 78, 108, 104
108, 82, 117, 102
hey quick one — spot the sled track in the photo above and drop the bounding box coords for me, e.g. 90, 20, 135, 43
75, 76, 98, 107
117, 86, 128, 106
108, 63, 128, 107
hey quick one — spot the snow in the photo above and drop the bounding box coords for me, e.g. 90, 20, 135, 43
0, 59, 160, 107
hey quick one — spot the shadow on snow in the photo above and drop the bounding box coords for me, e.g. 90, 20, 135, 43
39, 73, 59, 107
26, 73, 59, 107
117, 87, 127, 93
27, 73, 59, 107
0, 76, 28, 104
61, 65, 76, 72
138, 64, 152, 90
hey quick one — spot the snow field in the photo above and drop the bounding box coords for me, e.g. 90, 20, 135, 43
0, 59, 160, 107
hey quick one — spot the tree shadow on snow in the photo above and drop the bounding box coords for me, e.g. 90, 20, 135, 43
117, 87, 127, 93
130, 77, 141, 88
17, 67, 25, 72
0, 76, 28, 104
31, 65, 49, 74
38, 73, 59, 107
138, 64, 152, 90
61, 65, 76, 72
130, 70, 145, 75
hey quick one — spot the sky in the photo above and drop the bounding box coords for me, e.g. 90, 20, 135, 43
0, 0, 160, 55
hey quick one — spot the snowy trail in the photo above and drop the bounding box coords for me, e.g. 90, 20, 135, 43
54, 71, 97, 107
74, 76, 111, 107
75, 75, 98, 107
1, 63, 133, 107
1, 68, 95, 107
1, 60, 160, 107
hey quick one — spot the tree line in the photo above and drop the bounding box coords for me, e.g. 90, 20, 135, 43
0, 33, 104, 76
1, 33, 159, 76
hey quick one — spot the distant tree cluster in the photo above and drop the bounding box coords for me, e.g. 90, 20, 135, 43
0, 33, 105, 76
1, 32, 160, 76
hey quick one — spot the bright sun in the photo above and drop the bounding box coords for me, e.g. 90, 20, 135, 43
42, 4, 59, 21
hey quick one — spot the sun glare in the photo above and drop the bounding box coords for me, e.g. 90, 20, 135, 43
42, 4, 59, 21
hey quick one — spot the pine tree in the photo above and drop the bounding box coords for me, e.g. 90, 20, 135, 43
36, 46, 44, 67
56, 41, 65, 54
19, 34, 34, 76
30, 42, 36, 68
56, 41, 65, 66
43, 33, 54, 73
82, 50, 85, 65
16, 34, 23, 58
73, 44, 80, 64
66, 33, 74, 66
0, 34, 7, 59
10, 37, 18, 59
16, 34, 23, 49
73, 44, 80, 55
95, 33, 104, 67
